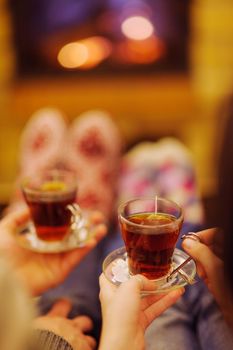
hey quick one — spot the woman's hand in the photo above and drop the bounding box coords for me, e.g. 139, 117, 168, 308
99, 273, 184, 350
182, 229, 233, 327
33, 299, 96, 350
0, 209, 107, 296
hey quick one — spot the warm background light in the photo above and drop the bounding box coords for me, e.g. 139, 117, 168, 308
2, 0, 233, 208
58, 36, 112, 69
57, 42, 89, 69
121, 16, 154, 41
117, 36, 165, 64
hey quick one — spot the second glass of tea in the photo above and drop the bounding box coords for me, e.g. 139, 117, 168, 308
22, 169, 79, 242
119, 197, 183, 280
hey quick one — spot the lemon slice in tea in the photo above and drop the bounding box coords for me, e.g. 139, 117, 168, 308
41, 181, 67, 192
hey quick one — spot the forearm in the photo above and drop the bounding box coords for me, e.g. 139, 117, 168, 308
99, 327, 141, 350
15, 268, 45, 297
99, 336, 129, 350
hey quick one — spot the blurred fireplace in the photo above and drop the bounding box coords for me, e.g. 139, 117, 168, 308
9, 0, 190, 76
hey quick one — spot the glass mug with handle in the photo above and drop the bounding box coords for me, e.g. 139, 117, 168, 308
22, 169, 81, 242
118, 197, 184, 280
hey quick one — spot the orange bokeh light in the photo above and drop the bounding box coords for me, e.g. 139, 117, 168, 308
116, 36, 165, 64
58, 42, 88, 68
58, 36, 112, 69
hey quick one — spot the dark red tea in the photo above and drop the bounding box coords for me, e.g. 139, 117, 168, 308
23, 181, 76, 241
120, 212, 181, 279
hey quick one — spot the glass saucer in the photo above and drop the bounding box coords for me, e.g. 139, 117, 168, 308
103, 247, 196, 294
14, 216, 96, 253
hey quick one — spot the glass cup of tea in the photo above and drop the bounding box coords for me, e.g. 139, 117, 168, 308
22, 169, 80, 242
118, 197, 184, 280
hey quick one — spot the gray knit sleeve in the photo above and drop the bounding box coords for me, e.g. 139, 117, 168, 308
32, 330, 74, 350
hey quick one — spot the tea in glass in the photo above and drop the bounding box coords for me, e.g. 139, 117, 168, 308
22, 170, 77, 242
119, 197, 183, 279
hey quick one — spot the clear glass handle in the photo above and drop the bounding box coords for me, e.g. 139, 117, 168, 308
67, 203, 83, 229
